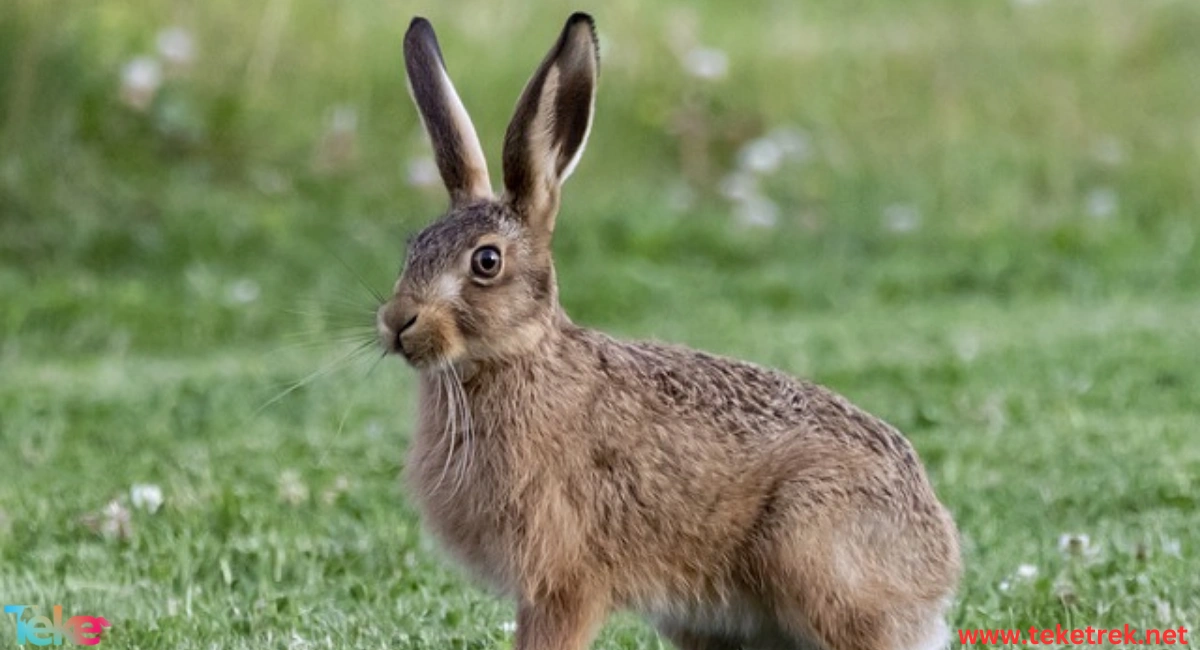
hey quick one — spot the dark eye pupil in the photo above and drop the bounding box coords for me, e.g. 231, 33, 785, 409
473, 247, 501, 277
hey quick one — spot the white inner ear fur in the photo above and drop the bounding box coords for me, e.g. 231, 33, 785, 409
531, 66, 562, 192
437, 65, 492, 198
530, 62, 594, 189
558, 78, 594, 183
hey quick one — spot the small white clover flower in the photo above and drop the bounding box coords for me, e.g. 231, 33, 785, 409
156, 27, 196, 71
1161, 537, 1181, 558
120, 56, 163, 111
1016, 564, 1038, 579
882, 204, 921, 233
952, 331, 981, 363
130, 483, 164, 514
1084, 187, 1118, 220
734, 194, 780, 228
278, 470, 309, 506
321, 476, 352, 505
767, 126, 813, 162
1058, 533, 1091, 556
81, 499, 133, 540
226, 278, 261, 305
683, 47, 729, 81
737, 137, 785, 175
719, 171, 758, 202
1155, 598, 1174, 623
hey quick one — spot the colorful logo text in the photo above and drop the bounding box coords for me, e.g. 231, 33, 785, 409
3, 606, 109, 647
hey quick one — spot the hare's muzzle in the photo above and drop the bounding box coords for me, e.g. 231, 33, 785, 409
377, 300, 419, 358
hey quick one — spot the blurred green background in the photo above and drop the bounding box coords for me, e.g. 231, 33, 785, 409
1, 0, 1198, 648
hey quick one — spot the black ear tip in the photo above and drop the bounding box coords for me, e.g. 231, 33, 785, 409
566, 12, 595, 29
563, 12, 599, 63
566, 12, 596, 40
406, 16, 435, 43
405, 16, 445, 63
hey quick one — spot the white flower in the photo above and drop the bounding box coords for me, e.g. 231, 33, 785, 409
321, 476, 352, 505
278, 470, 309, 506
767, 126, 812, 162
1058, 533, 1091, 556
156, 27, 196, 71
406, 157, 440, 188
737, 137, 785, 175
330, 106, 358, 133
1084, 187, 1118, 220
719, 171, 758, 202
734, 194, 779, 228
1161, 537, 1181, 558
683, 47, 728, 81
1155, 598, 1173, 623
499, 621, 517, 633
882, 204, 921, 233
226, 278, 261, 305
81, 500, 133, 540
952, 331, 981, 362
1016, 564, 1038, 579
365, 420, 384, 440
120, 56, 163, 111
130, 484, 164, 514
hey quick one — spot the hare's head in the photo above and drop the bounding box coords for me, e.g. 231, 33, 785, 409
378, 14, 598, 370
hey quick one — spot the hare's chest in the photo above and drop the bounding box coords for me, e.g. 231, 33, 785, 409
407, 418, 523, 592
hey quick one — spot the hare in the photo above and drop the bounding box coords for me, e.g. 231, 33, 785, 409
378, 13, 960, 650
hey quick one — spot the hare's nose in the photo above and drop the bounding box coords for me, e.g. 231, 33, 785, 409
378, 301, 419, 353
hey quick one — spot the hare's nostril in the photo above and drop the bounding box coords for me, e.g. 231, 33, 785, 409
391, 313, 418, 355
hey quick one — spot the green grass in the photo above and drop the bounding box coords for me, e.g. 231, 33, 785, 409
1, 0, 1199, 647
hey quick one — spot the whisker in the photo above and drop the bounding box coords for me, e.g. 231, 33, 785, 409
365, 350, 388, 378
272, 334, 379, 356
434, 369, 458, 494
297, 294, 381, 311
449, 362, 474, 498
255, 339, 376, 416
329, 250, 386, 305
279, 328, 378, 345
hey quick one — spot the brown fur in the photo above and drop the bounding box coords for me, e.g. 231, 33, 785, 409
383, 13, 960, 650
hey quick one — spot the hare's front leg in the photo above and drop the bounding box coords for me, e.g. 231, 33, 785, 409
514, 590, 606, 650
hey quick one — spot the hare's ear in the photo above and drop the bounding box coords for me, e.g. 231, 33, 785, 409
502, 13, 599, 238
404, 17, 492, 206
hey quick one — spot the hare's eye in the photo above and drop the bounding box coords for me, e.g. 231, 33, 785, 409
470, 245, 503, 279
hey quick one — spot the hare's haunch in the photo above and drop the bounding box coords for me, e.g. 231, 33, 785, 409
378, 13, 960, 650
